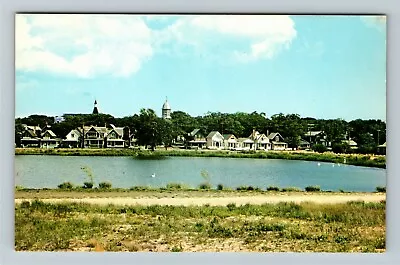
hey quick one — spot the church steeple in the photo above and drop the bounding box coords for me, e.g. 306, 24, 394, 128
92, 99, 99, 114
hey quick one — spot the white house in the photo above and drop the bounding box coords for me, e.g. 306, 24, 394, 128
105, 124, 125, 148
250, 130, 271, 151
70, 125, 126, 148
63, 129, 81, 148
237, 138, 254, 150
206, 131, 224, 149
223, 134, 238, 150
20, 125, 41, 147
40, 129, 60, 148
342, 139, 358, 150
267, 132, 288, 150
188, 129, 207, 149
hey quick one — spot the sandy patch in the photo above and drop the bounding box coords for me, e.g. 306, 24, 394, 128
15, 193, 385, 206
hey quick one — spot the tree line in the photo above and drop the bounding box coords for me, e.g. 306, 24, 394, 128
15, 110, 386, 153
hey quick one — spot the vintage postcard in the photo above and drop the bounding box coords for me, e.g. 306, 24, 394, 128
15, 14, 386, 252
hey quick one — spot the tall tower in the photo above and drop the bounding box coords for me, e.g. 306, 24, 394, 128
162, 97, 171, 119
92, 100, 99, 114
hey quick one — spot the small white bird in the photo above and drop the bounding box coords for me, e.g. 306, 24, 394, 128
151, 173, 156, 178
317, 163, 321, 166
332, 164, 335, 167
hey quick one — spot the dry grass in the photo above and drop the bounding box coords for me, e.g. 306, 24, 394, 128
15, 200, 385, 252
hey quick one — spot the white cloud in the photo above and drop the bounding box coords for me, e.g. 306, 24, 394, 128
15, 14, 153, 78
160, 15, 297, 62
15, 14, 297, 78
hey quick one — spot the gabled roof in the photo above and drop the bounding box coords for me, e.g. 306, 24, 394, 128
109, 125, 124, 136
189, 128, 201, 136
268, 132, 284, 140
378, 142, 386, 148
256, 134, 270, 143
238, 138, 254, 143
342, 139, 358, 146
41, 130, 56, 138
24, 130, 37, 137
206, 131, 222, 139
24, 125, 42, 131
68, 129, 81, 137
223, 134, 237, 140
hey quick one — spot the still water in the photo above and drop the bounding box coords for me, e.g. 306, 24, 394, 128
15, 155, 386, 192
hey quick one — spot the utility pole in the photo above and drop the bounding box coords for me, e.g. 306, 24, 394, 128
377, 129, 381, 146
82, 123, 85, 148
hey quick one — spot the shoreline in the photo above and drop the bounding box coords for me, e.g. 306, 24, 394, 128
14, 148, 386, 168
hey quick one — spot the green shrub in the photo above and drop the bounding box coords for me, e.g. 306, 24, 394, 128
170, 246, 183, 252
312, 144, 327, 153
305, 185, 321, 192
57, 182, 74, 189
199, 183, 211, 190
281, 187, 302, 192
267, 186, 280, 191
376, 186, 386, 193
217, 184, 224, 190
332, 143, 351, 154
130, 186, 151, 191
236, 185, 259, 191
166, 183, 183, 190
98, 182, 112, 189
82, 182, 94, 189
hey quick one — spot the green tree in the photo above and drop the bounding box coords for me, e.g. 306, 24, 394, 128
135, 109, 161, 150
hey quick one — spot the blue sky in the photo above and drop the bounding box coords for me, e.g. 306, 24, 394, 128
15, 15, 386, 121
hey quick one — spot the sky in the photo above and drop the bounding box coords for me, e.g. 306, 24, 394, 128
15, 14, 386, 121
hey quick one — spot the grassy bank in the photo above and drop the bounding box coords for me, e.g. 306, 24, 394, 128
15, 148, 386, 168
15, 200, 385, 252
15, 181, 386, 197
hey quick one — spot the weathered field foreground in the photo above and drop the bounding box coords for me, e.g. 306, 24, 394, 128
15, 191, 385, 252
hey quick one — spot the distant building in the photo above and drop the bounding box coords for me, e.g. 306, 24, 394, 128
206, 131, 224, 149
54, 116, 65, 123
223, 134, 239, 150
162, 98, 171, 119
187, 129, 206, 149
250, 130, 271, 150
20, 124, 61, 148
377, 142, 386, 155
63, 124, 125, 148
267, 132, 288, 150
298, 138, 311, 150
342, 139, 358, 150
304, 131, 329, 147
92, 100, 99, 114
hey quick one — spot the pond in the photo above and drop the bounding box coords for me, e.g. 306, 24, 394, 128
14, 155, 386, 192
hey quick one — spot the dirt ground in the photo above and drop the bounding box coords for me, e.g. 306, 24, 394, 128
15, 192, 385, 206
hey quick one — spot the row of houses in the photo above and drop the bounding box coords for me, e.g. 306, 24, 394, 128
19, 124, 128, 148
187, 129, 289, 151
303, 130, 359, 150
19, 123, 366, 152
